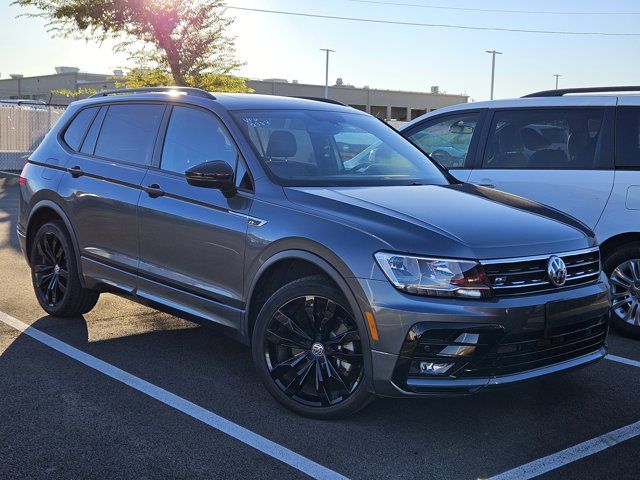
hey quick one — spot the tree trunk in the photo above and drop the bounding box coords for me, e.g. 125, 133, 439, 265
168, 60, 186, 86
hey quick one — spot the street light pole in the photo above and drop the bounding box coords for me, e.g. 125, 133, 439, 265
319, 48, 335, 99
553, 74, 562, 90
486, 50, 503, 100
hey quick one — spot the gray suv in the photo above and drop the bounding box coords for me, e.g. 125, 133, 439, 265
18, 87, 610, 418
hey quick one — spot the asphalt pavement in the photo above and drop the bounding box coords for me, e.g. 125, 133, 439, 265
0, 175, 638, 479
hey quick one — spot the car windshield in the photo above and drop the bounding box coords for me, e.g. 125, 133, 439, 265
232, 109, 449, 186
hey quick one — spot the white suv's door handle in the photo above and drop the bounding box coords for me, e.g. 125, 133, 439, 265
477, 178, 496, 188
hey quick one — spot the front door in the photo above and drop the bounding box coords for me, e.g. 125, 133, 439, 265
137, 104, 252, 330
402, 110, 486, 183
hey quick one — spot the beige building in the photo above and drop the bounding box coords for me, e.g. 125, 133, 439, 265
0, 67, 120, 105
0, 68, 469, 119
248, 79, 468, 120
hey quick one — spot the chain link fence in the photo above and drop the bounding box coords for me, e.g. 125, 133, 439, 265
0, 104, 65, 171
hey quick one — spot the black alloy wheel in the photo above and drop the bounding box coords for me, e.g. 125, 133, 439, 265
30, 221, 100, 317
265, 295, 364, 407
253, 276, 373, 418
33, 230, 68, 308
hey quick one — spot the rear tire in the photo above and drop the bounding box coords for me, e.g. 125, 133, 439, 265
252, 275, 374, 419
30, 221, 99, 317
603, 243, 640, 338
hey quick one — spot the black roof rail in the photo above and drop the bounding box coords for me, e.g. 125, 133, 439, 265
523, 86, 640, 98
291, 96, 347, 106
88, 86, 216, 100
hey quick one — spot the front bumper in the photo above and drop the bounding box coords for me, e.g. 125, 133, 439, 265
355, 274, 610, 397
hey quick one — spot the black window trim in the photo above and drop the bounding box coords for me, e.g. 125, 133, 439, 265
477, 105, 615, 171
401, 109, 488, 170
79, 106, 107, 155
59, 106, 100, 152
151, 102, 255, 194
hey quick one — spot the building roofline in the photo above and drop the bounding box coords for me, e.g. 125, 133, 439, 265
0, 71, 113, 82
247, 78, 468, 98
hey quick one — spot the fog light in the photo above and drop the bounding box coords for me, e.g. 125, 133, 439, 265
419, 361, 454, 375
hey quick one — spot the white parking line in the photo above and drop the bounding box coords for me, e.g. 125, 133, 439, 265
606, 354, 640, 369
488, 420, 640, 480
488, 353, 640, 480
0, 311, 348, 480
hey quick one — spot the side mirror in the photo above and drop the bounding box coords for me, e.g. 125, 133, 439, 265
185, 160, 236, 197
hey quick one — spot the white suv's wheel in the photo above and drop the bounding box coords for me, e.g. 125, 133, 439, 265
604, 243, 640, 338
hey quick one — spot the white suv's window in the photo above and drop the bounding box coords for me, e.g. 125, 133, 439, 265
616, 107, 640, 168
407, 112, 481, 169
484, 109, 606, 169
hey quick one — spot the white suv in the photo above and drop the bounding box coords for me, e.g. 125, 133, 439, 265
402, 86, 640, 338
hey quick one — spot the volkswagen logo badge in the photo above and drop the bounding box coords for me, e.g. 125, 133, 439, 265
311, 342, 325, 357
547, 255, 568, 287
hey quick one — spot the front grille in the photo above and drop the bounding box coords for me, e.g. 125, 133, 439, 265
481, 248, 600, 296
459, 319, 607, 377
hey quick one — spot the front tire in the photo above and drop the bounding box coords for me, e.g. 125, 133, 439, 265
604, 243, 640, 338
30, 221, 99, 317
252, 275, 374, 419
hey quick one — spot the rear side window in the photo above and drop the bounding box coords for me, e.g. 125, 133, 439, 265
616, 107, 640, 168
94, 104, 164, 165
483, 109, 606, 169
63, 107, 98, 151
160, 106, 237, 174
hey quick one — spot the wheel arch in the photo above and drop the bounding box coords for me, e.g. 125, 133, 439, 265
599, 232, 640, 267
244, 249, 373, 368
26, 200, 85, 286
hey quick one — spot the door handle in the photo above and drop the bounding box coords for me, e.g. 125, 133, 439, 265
143, 183, 165, 198
477, 178, 496, 188
68, 166, 84, 178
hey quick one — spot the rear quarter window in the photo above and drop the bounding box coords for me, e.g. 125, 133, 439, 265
616, 107, 640, 168
62, 107, 98, 151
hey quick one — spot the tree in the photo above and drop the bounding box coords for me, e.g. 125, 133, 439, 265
122, 68, 253, 93
13, 0, 243, 87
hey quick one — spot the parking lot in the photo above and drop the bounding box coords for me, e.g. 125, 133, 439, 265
0, 174, 639, 480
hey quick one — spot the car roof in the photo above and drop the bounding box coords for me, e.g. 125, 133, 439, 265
402, 95, 620, 130
212, 93, 357, 112
72, 91, 360, 114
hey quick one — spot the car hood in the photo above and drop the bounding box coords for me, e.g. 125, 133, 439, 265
283, 183, 594, 260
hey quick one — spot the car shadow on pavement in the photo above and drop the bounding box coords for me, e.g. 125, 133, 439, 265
2, 311, 637, 480
0, 177, 20, 254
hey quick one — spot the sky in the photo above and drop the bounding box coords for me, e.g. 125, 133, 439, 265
1, 0, 639, 101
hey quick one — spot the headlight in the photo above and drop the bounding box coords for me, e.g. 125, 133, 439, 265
374, 252, 491, 298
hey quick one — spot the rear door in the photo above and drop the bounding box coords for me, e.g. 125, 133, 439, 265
136, 104, 253, 330
466, 106, 615, 229
595, 99, 640, 241
402, 110, 486, 182
56, 102, 165, 292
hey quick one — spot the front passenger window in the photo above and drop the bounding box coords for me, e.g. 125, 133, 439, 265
407, 112, 481, 169
161, 106, 238, 174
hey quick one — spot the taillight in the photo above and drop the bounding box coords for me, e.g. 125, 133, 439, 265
18, 162, 30, 185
